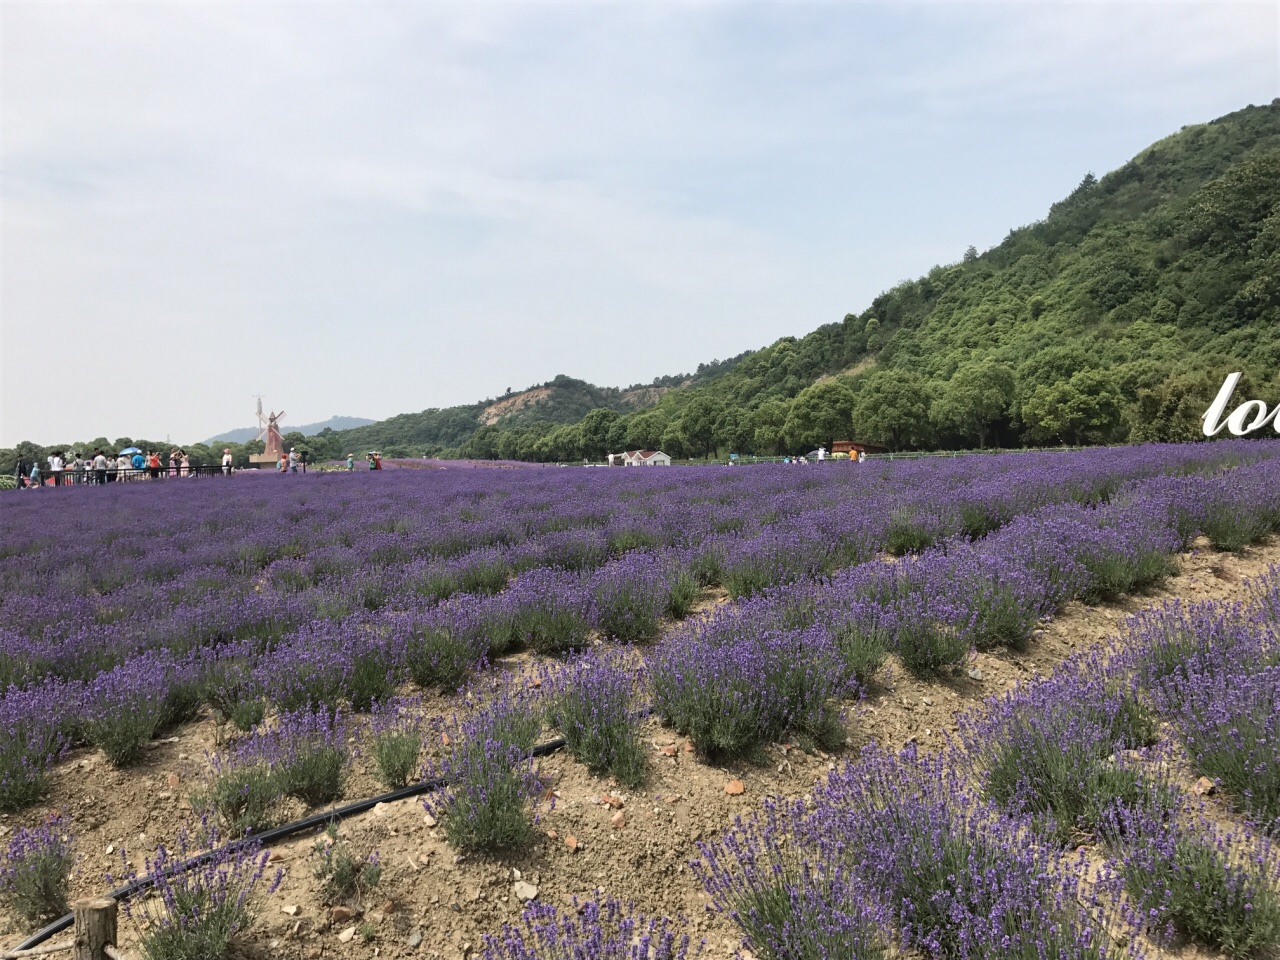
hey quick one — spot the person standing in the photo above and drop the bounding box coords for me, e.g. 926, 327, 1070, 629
49, 451, 64, 486
93, 449, 108, 485
288, 448, 299, 473
179, 451, 190, 477
346, 453, 354, 472
117, 453, 131, 480
147, 451, 161, 479
222, 448, 233, 476
131, 451, 145, 477
28, 461, 41, 489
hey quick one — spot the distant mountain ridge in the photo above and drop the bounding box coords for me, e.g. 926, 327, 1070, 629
204, 415, 375, 446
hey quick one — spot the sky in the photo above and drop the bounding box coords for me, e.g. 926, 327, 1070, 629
2, 1, 1277, 447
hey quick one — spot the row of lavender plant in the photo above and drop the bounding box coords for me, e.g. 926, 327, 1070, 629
6, 445, 1280, 812
2, 443, 1268, 698
689, 570, 1280, 960
948, 577, 1280, 958
647, 455, 1280, 760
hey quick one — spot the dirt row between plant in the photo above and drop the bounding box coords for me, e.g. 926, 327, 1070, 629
2, 537, 1277, 960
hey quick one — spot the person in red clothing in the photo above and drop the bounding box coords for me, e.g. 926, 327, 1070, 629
147, 451, 161, 479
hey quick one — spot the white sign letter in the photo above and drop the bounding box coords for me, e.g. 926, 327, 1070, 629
1203, 373, 1242, 437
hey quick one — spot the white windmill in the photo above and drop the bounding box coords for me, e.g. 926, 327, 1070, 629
250, 395, 287, 463
252, 395, 270, 443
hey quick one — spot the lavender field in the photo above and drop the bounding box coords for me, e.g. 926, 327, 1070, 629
2, 443, 1279, 960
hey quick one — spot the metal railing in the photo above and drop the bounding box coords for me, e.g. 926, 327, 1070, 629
14, 465, 233, 487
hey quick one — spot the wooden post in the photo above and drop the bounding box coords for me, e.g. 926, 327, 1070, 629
72, 898, 117, 960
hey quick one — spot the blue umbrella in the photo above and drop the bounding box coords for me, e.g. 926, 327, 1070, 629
119, 447, 142, 455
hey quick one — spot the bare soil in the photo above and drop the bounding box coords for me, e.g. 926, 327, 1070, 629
2, 538, 1276, 960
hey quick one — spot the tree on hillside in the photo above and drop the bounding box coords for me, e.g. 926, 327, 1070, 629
625, 411, 669, 452
1021, 370, 1125, 445
751, 400, 790, 456
1127, 372, 1216, 443
535, 424, 582, 462
579, 408, 621, 461
783, 379, 856, 451
930, 361, 1015, 448
849, 370, 935, 450
713, 407, 755, 456
670, 395, 725, 458
1184, 149, 1280, 255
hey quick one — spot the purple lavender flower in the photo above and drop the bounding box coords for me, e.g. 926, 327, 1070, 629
0, 680, 76, 811
423, 682, 546, 852
120, 822, 283, 960
541, 647, 646, 787
694, 799, 889, 960
482, 899, 697, 960
1101, 801, 1280, 957
0, 813, 74, 922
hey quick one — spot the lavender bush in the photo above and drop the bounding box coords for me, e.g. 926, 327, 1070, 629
1126, 599, 1257, 689
1128, 599, 1279, 832
591, 553, 669, 643
485, 569, 595, 655
1199, 462, 1280, 551
894, 607, 970, 680
0, 681, 73, 811
403, 621, 488, 692
959, 654, 1159, 841
197, 754, 282, 836
482, 899, 697, 960
424, 685, 546, 852
261, 707, 351, 806
368, 697, 424, 789
694, 800, 889, 960
543, 648, 647, 788
79, 652, 176, 766
1069, 503, 1181, 603
199, 644, 265, 732
1102, 803, 1280, 958
0, 814, 74, 922
121, 825, 282, 960
650, 624, 851, 759
1155, 661, 1280, 835
806, 745, 1128, 960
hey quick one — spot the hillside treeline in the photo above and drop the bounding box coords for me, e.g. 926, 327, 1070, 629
362, 100, 1280, 462
460, 100, 1280, 461
4, 101, 1278, 472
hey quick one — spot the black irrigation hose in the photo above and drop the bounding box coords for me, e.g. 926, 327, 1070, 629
15, 734, 571, 953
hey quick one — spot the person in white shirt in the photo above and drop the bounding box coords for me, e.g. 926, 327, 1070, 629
93, 450, 108, 485
817, 446, 827, 463
222, 448, 233, 476
49, 452, 64, 486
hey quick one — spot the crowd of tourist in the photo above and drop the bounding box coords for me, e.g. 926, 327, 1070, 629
14, 447, 233, 488
13, 446, 393, 488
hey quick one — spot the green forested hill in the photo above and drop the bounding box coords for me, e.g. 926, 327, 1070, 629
451, 98, 1279, 460
5, 101, 1277, 474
